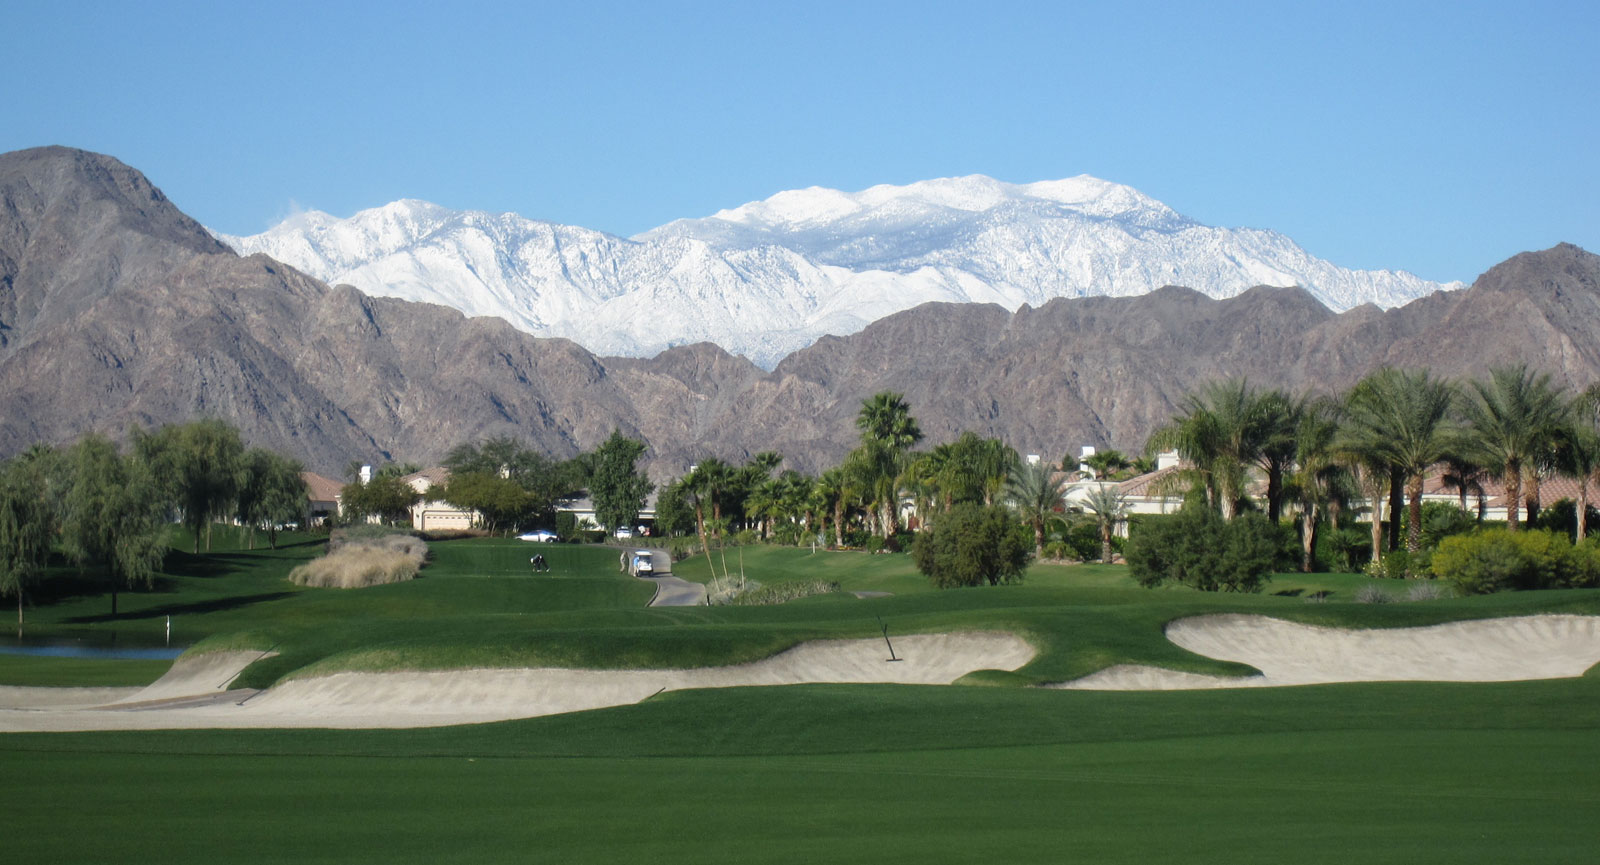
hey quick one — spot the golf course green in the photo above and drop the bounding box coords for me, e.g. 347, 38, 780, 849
4, 531, 1599, 863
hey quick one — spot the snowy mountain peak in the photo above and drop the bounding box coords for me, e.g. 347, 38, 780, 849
219, 175, 1463, 368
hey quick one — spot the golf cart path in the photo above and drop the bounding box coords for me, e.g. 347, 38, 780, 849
634, 547, 707, 606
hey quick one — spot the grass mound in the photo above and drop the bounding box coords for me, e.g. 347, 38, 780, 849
289, 534, 429, 589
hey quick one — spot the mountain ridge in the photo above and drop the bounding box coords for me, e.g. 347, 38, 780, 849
220, 173, 1462, 367
2, 146, 1593, 482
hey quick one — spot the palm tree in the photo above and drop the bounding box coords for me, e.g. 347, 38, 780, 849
1078, 483, 1130, 564
1285, 398, 1356, 572
1004, 462, 1066, 558
1080, 449, 1133, 481
1337, 367, 1458, 554
1148, 378, 1274, 519
855, 392, 923, 535
1438, 453, 1488, 517
1459, 364, 1567, 532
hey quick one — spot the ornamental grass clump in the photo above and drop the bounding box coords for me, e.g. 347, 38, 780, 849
729, 580, 841, 606
289, 534, 428, 589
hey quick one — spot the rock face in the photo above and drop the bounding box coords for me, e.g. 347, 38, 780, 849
2, 147, 1598, 478
219, 176, 1461, 368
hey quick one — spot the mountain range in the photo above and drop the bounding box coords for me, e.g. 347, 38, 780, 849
2, 146, 1595, 479
219, 175, 1461, 367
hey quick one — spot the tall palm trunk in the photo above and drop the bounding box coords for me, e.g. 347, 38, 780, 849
1406, 474, 1426, 554
1504, 458, 1523, 531
1578, 474, 1590, 542
1524, 469, 1542, 524
1300, 506, 1318, 573
1387, 467, 1404, 553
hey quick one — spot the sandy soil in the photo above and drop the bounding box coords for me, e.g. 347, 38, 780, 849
0, 633, 1033, 732
1055, 614, 1600, 690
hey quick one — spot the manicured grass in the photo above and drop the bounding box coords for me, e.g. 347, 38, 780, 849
8, 678, 1600, 863
7, 531, 1600, 862
0, 654, 169, 687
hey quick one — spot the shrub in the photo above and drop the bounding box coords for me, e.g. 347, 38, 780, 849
289, 534, 428, 589
1124, 506, 1277, 593
1354, 584, 1394, 604
728, 580, 841, 606
1430, 528, 1598, 594
1065, 522, 1101, 562
1405, 581, 1452, 601
912, 503, 1030, 588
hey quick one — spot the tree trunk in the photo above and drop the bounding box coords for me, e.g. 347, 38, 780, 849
1300, 508, 1317, 573
1406, 474, 1425, 554
1505, 460, 1523, 531
1034, 521, 1044, 560
833, 500, 844, 548
1368, 484, 1384, 567
1100, 522, 1113, 565
1266, 464, 1283, 523
1387, 468, 1403, 552
1525, 470, 1542, 524
1579, 476, 1590, 542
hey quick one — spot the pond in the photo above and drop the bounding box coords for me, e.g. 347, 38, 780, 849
0, 633, 186, 660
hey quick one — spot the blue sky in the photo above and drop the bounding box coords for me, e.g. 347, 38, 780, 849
4, 0, 1595, 283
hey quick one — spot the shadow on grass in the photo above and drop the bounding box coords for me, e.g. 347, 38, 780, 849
61, 591, 298, 624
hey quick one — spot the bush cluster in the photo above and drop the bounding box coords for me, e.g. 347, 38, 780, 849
289, 534, 429, 589
1124, 506, 1278, 593
912, 503, 1030, 588
1430, 528, 1600, 594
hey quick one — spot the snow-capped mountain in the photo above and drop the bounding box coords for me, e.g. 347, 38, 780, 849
218, 175, 1461, 367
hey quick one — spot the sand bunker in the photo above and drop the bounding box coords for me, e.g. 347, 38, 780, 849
1057, 614, 1600, 690
0, 632, 1032, 732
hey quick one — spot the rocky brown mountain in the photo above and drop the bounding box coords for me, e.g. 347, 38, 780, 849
2, 147, 1598, 478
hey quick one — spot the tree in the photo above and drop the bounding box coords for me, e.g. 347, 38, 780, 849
1148, 378, 1278, 520
1077, 483, 1130, 565
856, 392, 923, 534
0, 454, 57, 630
61, 435, 169, 616
652, 478, 696, 538
1080, 449, 1133, 481
443, 472, 531, 533
236, 448, 307, 549
1460, 364, 1567, 532
1124, 505, 1278, 593
590, 430, 654, 534
444, 435, 582, 528
1004, 462, 1066, 558
341, 475, 420, 526
912, 503, 1030, 588
138, 419, 247, 553
1285, 397, 1357, 572
1337, 368, 1458, 554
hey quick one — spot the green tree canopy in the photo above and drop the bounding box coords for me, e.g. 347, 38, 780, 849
62, 435, 170, 616
1124, 505, 1278, 593
590, 430, 654, 534
912, 502, 1030, 589
236, 448, 307, 549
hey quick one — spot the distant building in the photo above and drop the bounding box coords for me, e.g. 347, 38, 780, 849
400, 467, 477, 531
301, 471, 344, 526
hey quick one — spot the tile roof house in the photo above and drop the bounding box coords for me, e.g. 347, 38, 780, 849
301, 471, 344, 526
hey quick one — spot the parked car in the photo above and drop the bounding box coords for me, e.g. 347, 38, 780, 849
615, 526, 633, 539
517, 530, 558, 542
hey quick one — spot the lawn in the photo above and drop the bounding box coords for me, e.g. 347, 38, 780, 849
4, 532, 1600, 863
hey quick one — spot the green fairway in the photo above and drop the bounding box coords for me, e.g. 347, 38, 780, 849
8, 678, 1600, 863
6, 532, 1600, 862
